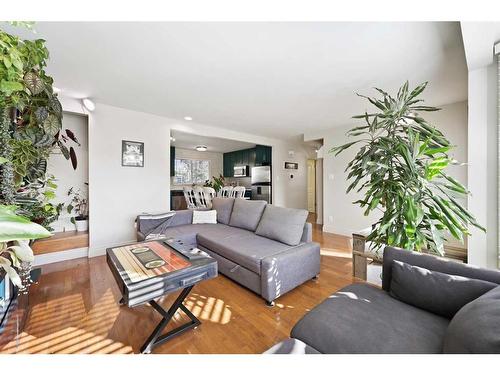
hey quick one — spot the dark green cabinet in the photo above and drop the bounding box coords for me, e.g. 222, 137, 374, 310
255, 145, 272, 166
223, 145, 272, 177
170, 146, 175, 176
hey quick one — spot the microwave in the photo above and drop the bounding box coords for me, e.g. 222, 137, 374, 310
233, 165, 249, 177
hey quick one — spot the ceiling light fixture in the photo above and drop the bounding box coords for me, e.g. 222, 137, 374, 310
195, 145, 207, 152
82, 98, 95, 112
184, 116, 193, 121
170, 136, 176, 142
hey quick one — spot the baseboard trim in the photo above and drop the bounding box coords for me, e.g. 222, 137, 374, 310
88, 239, 137, 258
322, 224, 353, 237
33, 247, 88, 266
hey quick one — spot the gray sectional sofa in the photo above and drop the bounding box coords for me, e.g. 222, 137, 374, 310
266, 246, 500, 354
136, 198, 321, 305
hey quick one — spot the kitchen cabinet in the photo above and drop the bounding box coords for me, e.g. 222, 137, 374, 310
255, 145, 272, 166
223, 146, 271, 177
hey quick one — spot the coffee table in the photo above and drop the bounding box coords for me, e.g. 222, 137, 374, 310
106, 238, 217, 353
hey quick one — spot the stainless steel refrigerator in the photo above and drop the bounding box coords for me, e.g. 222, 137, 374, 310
251, 166, 271, 203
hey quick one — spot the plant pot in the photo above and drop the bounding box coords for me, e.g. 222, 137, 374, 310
74, 217, 88, 232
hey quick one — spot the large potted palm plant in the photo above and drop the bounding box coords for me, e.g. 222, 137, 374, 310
332, 82, 484, 255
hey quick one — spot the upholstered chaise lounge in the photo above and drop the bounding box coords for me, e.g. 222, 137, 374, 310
136, 198, 321, 305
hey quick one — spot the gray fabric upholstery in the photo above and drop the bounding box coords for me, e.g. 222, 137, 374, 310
229, 199, 267, 231
301, 222, 312, 243
261, 242, 320, 302
443, 285, 500, 353
198, 244, 262, 294
211, 197, 235, 225
134, 203, 319, 303
390, 260, 497, 318
382, 246, 500, 292
291, 283, 449, 354
168, 210, 194, 226
197, 231, 293, 274
264, 338, 320, 354
255, 205, 309, 246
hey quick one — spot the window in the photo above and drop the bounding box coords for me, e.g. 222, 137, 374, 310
174, 159, 210, 185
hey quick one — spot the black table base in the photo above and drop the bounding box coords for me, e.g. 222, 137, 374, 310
139, 285, 200, 354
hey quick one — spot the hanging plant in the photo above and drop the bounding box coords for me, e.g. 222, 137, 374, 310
331, 82, 485, 255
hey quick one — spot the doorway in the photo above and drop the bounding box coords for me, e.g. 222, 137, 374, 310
307, 159, 316, 213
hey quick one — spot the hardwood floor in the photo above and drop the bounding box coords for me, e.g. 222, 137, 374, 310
0, 216, 355, 354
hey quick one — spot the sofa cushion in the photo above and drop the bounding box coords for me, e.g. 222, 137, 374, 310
255, 205, 308, 246
390, 260, 497, 319
211, 197, 235, 225
291, 283, 449, 353
264, 339, 320, 354
229, 199, 267, 231
161, 223, 251, 247
443, 285, 500, 353
382, 246, 500, 292
197, 231, 293, 274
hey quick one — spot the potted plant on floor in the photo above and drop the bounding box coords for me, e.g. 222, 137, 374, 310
67, 187, 88, 232
331, 81, 484, 255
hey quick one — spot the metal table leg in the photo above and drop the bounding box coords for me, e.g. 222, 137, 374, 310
140, 285, 200, 354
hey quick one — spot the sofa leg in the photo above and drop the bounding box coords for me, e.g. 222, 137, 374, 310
312, 275, 319, 280
265, 300, 275, 307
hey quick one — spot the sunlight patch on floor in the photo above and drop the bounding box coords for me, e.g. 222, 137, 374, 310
320, 248, 352, 258
0, 289, 133, 354
183, 293, 232, 325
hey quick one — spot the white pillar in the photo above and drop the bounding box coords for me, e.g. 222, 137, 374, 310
467, 64, 498, 268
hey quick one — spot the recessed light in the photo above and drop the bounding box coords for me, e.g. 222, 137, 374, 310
82, 98, 95, 111
170, 136, 176, 142
195, 145, 207, 152
184, 116, 193, 121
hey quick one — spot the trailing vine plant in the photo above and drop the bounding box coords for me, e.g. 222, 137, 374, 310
331, 82, 484, 255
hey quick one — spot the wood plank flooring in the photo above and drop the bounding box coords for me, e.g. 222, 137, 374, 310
0, 217, 356, 354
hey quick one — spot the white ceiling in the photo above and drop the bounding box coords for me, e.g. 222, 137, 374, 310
4, 22, 467, 139
461, 22, 500, 70
171, 130, 255, 153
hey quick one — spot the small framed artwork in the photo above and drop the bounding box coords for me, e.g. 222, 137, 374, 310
284, 162, 298, 170
122, 140, 144, 167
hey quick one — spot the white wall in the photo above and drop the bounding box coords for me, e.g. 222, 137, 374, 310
467, 64, 498, 268
306, 101, 469, 243
171, 147, 223, 188
59, 96, 307, 257
88, 104, 172, 256
47, 112, 89, 232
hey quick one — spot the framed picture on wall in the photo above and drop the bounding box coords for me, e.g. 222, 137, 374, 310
284, 162, 298, 170
122, 140, 144, 167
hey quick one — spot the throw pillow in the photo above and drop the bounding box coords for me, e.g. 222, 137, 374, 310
192, 210, 217, 224
255, 205, 308, 246
443, 285, 500, 353
390, 260, 497, 318
211, 197, 235, 225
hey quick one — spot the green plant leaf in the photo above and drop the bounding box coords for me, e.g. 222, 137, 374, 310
0, 205, 52, 242
24, 71, 45, 95
0, 80, 24, 95
43, 114, 61, 136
